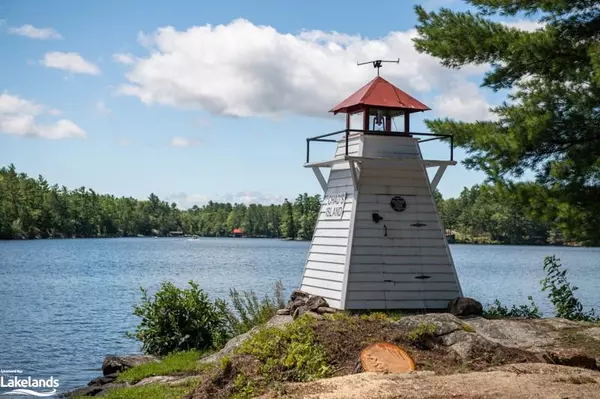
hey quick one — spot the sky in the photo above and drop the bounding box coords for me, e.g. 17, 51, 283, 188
0, 0, 542, 208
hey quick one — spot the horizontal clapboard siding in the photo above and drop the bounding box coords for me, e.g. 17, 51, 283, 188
350, 264, 458, 274
352, 237, 446, 247
341, 135, 460, 310
300, 158, 356, 306
345, 300, 452, 310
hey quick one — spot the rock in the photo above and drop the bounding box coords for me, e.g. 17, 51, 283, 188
316, 306, 337, 314
305, 296, 328, 311
293, 306, 308, 319
290, 290, 310, 301
277, 308, 291, 315
288, 298, 307, 314
581, 326, 600, 341
466, 317, 576, 351
101, 355, 158, 376
448, 297, 483, 317
280, 363, 600, 399
545, 348, 599, 370
200, 315, 293, 364
87, 374, 117, 387
395, 313, 466, 337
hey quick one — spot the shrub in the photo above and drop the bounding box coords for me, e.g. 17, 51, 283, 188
541, 255, 598, 322
483, 296, 541, 319
128, 281, 234, 356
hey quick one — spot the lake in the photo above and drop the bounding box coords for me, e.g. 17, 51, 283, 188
1, 238, 599, 394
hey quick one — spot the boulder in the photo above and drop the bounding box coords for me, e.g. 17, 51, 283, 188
200, 315, 293, 364
395, 313, 466, 337
277, 308, 291, 316
290, 290, 310, 301
447, 297, 483, 317
102, 355, 158, 376
306, 296, 328, 311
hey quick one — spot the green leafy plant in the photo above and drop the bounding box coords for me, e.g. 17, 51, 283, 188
483, 296, 541, 319
236, 315, 331, 383
407, 322, 437, 349
127, 281, 234, 356
541, 255, 598, 322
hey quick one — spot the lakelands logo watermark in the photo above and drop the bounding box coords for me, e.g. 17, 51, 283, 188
0, 369, 59, 397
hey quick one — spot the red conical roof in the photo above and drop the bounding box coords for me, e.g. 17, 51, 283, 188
330, 76, 430, 114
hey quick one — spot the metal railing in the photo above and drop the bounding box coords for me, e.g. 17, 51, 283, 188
305, 129, 454, 164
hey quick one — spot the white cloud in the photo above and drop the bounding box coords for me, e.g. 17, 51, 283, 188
9, 24, 62, 40
0, 92, 86, 139
170, 136, 199, 147
95, 100, 111, 115
501, 20, 546, 32
112, 53, 135, 65
165, 191, 285, 208
41, 52, 101, 75
116, 19, 491, 119
48, 108, 62, 116
434, 81, 497, 122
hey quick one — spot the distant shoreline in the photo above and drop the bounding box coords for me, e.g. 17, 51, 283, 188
0, 235, 593, 247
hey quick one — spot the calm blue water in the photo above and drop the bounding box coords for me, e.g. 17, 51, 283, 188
1, 238, 599, 394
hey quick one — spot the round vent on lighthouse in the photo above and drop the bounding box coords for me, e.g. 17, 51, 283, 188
390, 196, 406, 212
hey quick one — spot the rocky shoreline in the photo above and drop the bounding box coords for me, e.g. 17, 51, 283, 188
66, 294, 600, 398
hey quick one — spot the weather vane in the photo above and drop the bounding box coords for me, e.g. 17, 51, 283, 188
357, 58, 400, 76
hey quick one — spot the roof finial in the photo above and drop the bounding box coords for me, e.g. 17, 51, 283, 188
357, 58, 399, 76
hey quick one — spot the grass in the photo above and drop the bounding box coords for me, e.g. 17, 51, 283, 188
85, 378, 199, 399
116, 350, 212, 384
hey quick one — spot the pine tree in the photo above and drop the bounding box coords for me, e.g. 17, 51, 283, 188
413, 0, 600, 245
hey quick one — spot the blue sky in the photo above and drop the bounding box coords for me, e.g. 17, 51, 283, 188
0, 0, 539, 207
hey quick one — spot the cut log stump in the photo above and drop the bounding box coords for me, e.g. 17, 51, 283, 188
360, 342, 415, 374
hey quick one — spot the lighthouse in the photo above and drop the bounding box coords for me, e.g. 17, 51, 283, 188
300, 61, 462, 311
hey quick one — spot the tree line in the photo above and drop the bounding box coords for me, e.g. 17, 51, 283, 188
0, 163, 597, 245
0, 164, 319, 240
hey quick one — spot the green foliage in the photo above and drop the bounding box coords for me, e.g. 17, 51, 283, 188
358, 311, 403, 322
0, 164, 320, 240
116, 350, 211, 384
128, 281, 234, 356
236, 315, 332, 383
228, 280, 285, 335
414, 1, 600, 245
407, 322, 437, 347
483, 296, 541, 319
541, 255, 598, 322
75, 379, 199, 399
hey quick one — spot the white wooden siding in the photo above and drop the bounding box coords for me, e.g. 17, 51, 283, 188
343, 135, 461, 310
299, 163, 355, 306
301, 134, 461, 311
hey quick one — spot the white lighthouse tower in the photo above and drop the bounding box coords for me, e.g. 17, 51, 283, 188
300, 61, 462, 311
